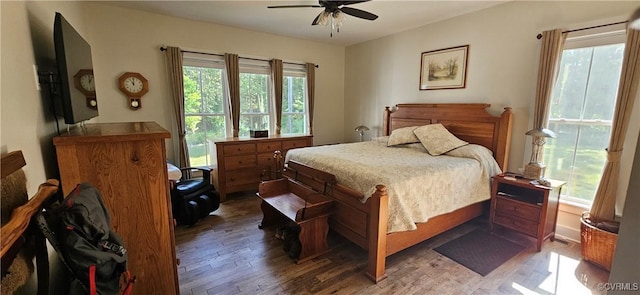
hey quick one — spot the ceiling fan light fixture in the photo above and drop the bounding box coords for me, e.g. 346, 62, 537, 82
333, 10, 345, 30
268, 0, 377, 38
318, 11, 330, 26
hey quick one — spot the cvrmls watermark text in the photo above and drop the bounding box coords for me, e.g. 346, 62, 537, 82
597, 282, 639, 291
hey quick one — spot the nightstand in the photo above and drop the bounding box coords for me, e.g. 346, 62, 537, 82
490, 175, 565, 251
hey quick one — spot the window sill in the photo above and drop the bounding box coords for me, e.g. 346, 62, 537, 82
558, 199, 590, 215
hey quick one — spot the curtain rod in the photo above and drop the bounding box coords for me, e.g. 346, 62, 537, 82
160, 46, 319, 68
536, 20, 628, 39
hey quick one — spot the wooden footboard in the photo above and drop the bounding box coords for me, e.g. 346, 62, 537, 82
283, 165, 390, 282
283, 164, 484, 282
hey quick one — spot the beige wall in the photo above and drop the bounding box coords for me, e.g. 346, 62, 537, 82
344, 1, 639, 241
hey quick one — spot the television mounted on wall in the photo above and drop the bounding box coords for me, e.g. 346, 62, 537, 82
53, 12, 99, 124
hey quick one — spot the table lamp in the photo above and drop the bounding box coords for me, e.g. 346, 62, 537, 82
524, 128, 556, 179
354, 125, 369, 142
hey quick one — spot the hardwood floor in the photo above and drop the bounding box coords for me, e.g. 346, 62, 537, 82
175, 192, 610, 295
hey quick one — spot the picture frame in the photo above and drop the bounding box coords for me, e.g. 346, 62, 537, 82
419, 45, 469, 90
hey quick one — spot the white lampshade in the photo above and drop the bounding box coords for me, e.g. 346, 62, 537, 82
526, 128, 556, 138
355, 125, 369, 142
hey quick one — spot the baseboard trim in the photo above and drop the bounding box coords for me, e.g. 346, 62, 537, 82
556, 224, 581, 243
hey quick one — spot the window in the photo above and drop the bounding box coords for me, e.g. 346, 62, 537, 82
182, 54, 310, 167
239, 59, 271, 137
282, 65, 308, 135
543, 30, 625, 204
183, 53, 229, 167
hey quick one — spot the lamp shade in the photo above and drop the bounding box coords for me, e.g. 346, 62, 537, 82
630, 7, 640, 30
355, 125, 370, 132
526, 128, 556, 138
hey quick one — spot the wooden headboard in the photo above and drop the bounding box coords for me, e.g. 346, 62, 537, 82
382, 103, 513, 170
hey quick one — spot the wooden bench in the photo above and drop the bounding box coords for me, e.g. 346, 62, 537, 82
257, 161, 336, 263
1, 151, 59, 295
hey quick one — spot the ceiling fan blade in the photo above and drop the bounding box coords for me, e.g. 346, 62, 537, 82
339, 1, 371, 6
312, 12, 323, 25
340, 7, 378, 21
267, 5, 321, 8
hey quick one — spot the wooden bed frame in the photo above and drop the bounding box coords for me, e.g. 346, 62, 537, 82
283, 103, 513, 283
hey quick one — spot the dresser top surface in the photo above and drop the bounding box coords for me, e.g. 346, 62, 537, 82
53, 122, 170, 145
214, 134, 313, 144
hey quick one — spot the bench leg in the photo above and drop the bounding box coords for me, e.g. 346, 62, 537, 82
296, 215, 331, 264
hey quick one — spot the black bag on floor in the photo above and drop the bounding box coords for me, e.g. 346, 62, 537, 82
37, 183, 135, 295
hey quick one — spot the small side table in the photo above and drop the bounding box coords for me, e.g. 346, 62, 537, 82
490, 175, 565, 251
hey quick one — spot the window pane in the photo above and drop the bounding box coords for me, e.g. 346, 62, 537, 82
240, 73, 269, 113
583, 44, 624, 121
282, 114, 305, 134
239, 114, 269, 137
544, 122, 578, 195
282, 75, 307, 135
551, 48, 592, 120
544, 123, 609, 202
185, 115, 226, 166
283, 76, 306, 113
183, 67, 202, 114
183, 66, 224, 114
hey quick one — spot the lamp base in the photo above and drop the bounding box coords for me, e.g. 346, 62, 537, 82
524, 162, 546, 180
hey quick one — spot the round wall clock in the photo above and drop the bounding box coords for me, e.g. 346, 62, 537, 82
73, 69, 97, 109
118, 72, 148, 110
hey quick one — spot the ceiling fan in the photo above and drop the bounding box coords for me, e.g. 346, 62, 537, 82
268, 1, 378, 36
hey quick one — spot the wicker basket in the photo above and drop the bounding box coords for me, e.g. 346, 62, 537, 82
580, 212, 618, 271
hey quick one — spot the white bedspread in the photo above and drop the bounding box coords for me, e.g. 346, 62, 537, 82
285, 141, 502, 233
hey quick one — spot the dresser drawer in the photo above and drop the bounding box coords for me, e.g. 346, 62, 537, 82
494, 213, 539, 237
223, 143, 256, 156
495, 196, 541, 222
257, 153, 277, 166
257, 142, 282, 153
225, 168, 262, 186
225, 154, 257, 170
282, 139, 309, 151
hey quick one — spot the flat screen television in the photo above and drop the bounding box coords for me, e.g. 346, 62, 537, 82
53, 12, 98, 124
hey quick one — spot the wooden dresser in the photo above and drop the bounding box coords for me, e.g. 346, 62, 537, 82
490, 175, 565, 251
53, 122, 179, 295
214, 135, 313, 202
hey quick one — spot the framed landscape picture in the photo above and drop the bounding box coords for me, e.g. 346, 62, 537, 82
419, 45, 469, 90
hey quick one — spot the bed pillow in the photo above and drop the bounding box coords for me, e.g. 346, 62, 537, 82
387, 126, 420, 146
413, 123, 468, 155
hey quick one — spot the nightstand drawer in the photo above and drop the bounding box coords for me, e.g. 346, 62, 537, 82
223, 143, 256, 156
494, 213, 538, 237
225, 154, 257, 170
495, 196, 541, 222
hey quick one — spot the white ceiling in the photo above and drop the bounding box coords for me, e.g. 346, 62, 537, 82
103, 1, 509, 46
